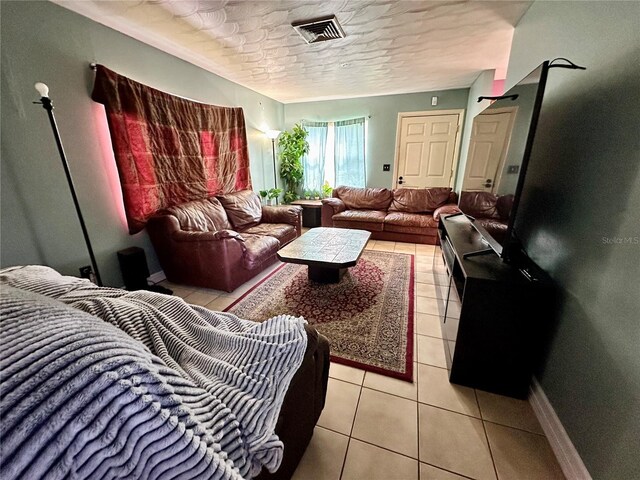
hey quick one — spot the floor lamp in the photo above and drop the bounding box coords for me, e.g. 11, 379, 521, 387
265, 129, 281, 189
34, 82, 103, 286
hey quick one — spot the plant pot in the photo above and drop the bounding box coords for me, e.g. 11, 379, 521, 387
314, 196, 320, 200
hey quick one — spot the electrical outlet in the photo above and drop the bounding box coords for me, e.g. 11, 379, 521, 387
383, 164, 391, 171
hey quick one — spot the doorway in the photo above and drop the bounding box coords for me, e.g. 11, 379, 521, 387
393, 110, 464, 189
462, 107, 517, 192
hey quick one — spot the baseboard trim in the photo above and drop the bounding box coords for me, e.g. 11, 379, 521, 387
148, 270, 166, 284
529, 377, 591, 480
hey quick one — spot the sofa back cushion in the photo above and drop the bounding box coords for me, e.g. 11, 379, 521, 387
334, 186, 393, 210
389, 187, 452, 213
458, 191, 501, 219
496, 194, 515, 221
217, 190, 263, 229
165, 198, 231, 232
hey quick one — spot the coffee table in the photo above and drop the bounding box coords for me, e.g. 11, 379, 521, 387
277, 227, 371, 283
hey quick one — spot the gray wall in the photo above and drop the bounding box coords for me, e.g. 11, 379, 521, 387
507, 1, 640, 478
453, 69, 494, 192
1, 0, 283, 286
284, 89, 469, 188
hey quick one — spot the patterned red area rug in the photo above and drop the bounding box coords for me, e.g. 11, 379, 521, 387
225, 250, 414, 382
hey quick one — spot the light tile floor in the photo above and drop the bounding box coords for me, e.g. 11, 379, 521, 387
160, 237, 565, 480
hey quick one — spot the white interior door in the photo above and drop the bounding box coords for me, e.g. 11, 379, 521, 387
395, 114, 460, 188
463, 110, 515, 192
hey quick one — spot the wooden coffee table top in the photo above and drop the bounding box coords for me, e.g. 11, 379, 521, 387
277, 227, 371, 268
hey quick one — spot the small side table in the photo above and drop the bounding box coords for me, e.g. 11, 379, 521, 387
291, 199, 323, 228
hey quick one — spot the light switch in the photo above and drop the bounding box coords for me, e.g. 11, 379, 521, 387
431, 96, 438, 106
383, 164, 391, 172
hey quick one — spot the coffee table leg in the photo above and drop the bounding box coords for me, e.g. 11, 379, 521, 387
308, 266, 346, 283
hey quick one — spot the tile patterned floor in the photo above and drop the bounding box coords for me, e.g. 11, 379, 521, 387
160, 236, 565, 480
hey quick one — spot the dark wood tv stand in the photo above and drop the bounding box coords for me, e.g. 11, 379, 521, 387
435, 215, 552, 398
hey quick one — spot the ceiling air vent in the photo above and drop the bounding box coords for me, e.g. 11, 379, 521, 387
292, 15, 346, 44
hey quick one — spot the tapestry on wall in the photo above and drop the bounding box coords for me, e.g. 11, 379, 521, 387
91, 65, 252, 234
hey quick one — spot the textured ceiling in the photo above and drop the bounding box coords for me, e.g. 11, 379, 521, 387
55, 0, 532, 103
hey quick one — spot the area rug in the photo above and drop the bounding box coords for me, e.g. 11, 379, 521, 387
225, 250, 414, 382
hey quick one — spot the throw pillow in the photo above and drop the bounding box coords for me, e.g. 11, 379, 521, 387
217, 190, 263, 229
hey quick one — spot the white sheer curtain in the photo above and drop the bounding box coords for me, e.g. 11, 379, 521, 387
302, 122, 328, 192
334, 117, 366, 187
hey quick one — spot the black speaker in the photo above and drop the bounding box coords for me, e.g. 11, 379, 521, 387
117, 247, 150, 291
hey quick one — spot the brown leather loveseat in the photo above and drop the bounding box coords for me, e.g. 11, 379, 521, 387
456, 191, 515, 244
321, 186, 458, 245
147, 190, 302, 292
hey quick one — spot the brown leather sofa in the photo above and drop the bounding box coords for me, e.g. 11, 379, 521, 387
321, 186, 458, 244
457, 191, 515, 244
147, 190, 302, 292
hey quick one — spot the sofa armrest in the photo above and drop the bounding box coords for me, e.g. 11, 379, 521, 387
433, 204, 461, 222
261, 205, 303, 236
256, 325, 330, 480
321, 198, 346, 227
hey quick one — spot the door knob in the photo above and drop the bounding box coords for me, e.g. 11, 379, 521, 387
398, 180, 404, 184
484, 179, 493, 188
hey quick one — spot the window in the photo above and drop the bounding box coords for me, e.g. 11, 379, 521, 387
302, 117, 366, 192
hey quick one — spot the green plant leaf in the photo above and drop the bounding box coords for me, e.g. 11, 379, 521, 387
278, 123, 309, 196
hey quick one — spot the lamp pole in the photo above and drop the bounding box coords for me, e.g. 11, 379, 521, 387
265, 129, 281, 198
34, 82, 103, 286
271, 138, 278, 189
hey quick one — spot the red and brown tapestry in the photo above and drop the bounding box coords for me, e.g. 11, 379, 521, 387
92, 65, 252, 233
226, 250, 414, 382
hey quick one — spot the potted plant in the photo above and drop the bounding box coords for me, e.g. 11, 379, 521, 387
267, 187, 282, 205
321, 181, 333, 199
304, 190, 311, 200
278, 124, 309, 204
312, 190, 321, 200
259, 190, 268, 205
283, 191, 298, 204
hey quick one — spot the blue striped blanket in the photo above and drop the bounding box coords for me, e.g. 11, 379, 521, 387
0, 266, 307, 480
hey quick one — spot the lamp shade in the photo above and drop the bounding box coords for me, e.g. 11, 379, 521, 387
265, 129, 281, 140
35, 82, 50, 98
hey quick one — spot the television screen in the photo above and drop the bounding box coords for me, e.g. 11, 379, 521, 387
458, 61, 550, 259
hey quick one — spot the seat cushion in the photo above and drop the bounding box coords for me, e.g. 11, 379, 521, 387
241, 223, 297, 246
165, 198, 231, 232
241, 234, 280, 270
389, 188, 452, 213
332, 210, 387, 232
217, 190, 263, 229
333, 186, 393, 210
384, 212, 438, 228
383, 224, 439, 236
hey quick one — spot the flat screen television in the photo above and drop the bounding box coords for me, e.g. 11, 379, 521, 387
458, 61, 550, 262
